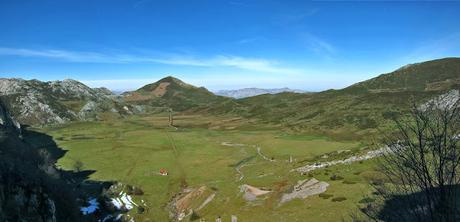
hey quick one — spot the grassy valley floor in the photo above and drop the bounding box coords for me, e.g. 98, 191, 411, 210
39, 114, 381, 221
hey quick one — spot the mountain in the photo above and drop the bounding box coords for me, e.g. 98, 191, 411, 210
215, 87, 306, 99
213, 58, 460, 140
0, 78, 133, 125
346, 57, 460, 93
123, 76, 231, 111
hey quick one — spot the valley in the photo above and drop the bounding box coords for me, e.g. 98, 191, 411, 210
1, 58, 459, 221
39, 114, 381, 221
2, 1, 460, 221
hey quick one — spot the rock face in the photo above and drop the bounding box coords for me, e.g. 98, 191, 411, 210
215, 87, 305, 99
0, 102, 62, 221
420, 89, 460, 110
0, 101, 111, 221
280, 178, 329, 205
0, 78, 130, 125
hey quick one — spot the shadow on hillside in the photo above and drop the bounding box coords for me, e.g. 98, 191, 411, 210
375, 186, 460, 222
19, 125, 115, 219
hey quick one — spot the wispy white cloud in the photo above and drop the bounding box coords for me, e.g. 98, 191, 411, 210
236, 37, 258, 44
302, 33, 336, 57
0, 47, 301, 74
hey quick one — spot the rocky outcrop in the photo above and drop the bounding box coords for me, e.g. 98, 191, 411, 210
0, 78, 130, 125
280, 178, 329, 205
0, 101, 111, 221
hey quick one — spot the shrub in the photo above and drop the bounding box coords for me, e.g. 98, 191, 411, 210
126, 185, 134, 195
342, 180, 357, 184
358, 197, 375, 204
190, 211, 200, 221
319, 193, 333, 199
331, 197, 347, 202
330, 174, 344, 180
133, 187, 144, 195
72, 160, 84, 172
137, 206, 145, 214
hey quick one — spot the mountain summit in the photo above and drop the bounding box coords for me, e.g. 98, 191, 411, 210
123, 76, 228, 111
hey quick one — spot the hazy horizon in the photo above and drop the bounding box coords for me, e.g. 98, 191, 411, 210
1, 1, 460, 91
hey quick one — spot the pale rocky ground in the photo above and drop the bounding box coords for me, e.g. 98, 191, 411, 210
0, 78, 136, 125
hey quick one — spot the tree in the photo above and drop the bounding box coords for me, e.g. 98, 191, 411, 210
361, 94, 460, 221
73, 160, 84, 172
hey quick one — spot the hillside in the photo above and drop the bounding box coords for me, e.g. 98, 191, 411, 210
216, 58, 460, 139
215, 87, 306, 99
346, 57, 460, 93
123, 76, 231, 111
0, 78, 133, 125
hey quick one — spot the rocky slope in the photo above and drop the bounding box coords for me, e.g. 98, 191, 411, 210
0, 101, 111, 221
0, 78, 134, 125
215, 87, 306, 99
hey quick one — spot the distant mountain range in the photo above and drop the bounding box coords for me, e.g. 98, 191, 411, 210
215, 88, 306, 99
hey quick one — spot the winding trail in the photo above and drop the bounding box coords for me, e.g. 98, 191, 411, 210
256, 146, 276, 162
222, 142, 277, 181
235, 164, 246, 181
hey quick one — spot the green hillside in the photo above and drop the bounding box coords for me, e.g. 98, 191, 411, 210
219, 58, 460, 140
346, 57, 460, 93
124, 76, 231, 111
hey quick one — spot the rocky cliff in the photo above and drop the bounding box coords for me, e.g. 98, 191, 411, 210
0, 100, 110, 221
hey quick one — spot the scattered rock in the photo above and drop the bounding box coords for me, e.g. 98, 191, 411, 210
280, 178, 329, 205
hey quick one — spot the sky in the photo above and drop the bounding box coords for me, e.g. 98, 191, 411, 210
1, 0, 460, 92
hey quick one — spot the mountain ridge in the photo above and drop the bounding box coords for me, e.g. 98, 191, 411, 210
0, 78, 132, 125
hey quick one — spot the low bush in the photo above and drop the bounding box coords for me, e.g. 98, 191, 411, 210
331, 197, 347, 202
358, 197, 375, 204
137, 206, 145, 214
342, 180, 357, 184
319, 193, 333, 199
330, 174, 344, 180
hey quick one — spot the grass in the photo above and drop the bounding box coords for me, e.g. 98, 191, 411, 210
41, 114, 381, 221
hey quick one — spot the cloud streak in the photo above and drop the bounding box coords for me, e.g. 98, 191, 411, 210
0, 47, 301, 74
302, 33, 336, 57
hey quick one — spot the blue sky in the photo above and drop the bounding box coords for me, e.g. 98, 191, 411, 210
0, 0, 460, 91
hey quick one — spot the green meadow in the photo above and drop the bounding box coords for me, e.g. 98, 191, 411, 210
41, 114, 381, 221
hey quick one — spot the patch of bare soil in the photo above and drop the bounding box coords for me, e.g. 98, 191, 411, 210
152, 82, 170, 97
240, 184, 272, 201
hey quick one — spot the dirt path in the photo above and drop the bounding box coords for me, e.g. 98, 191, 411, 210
256, 146, 276, 162
235, 164, 246, 181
